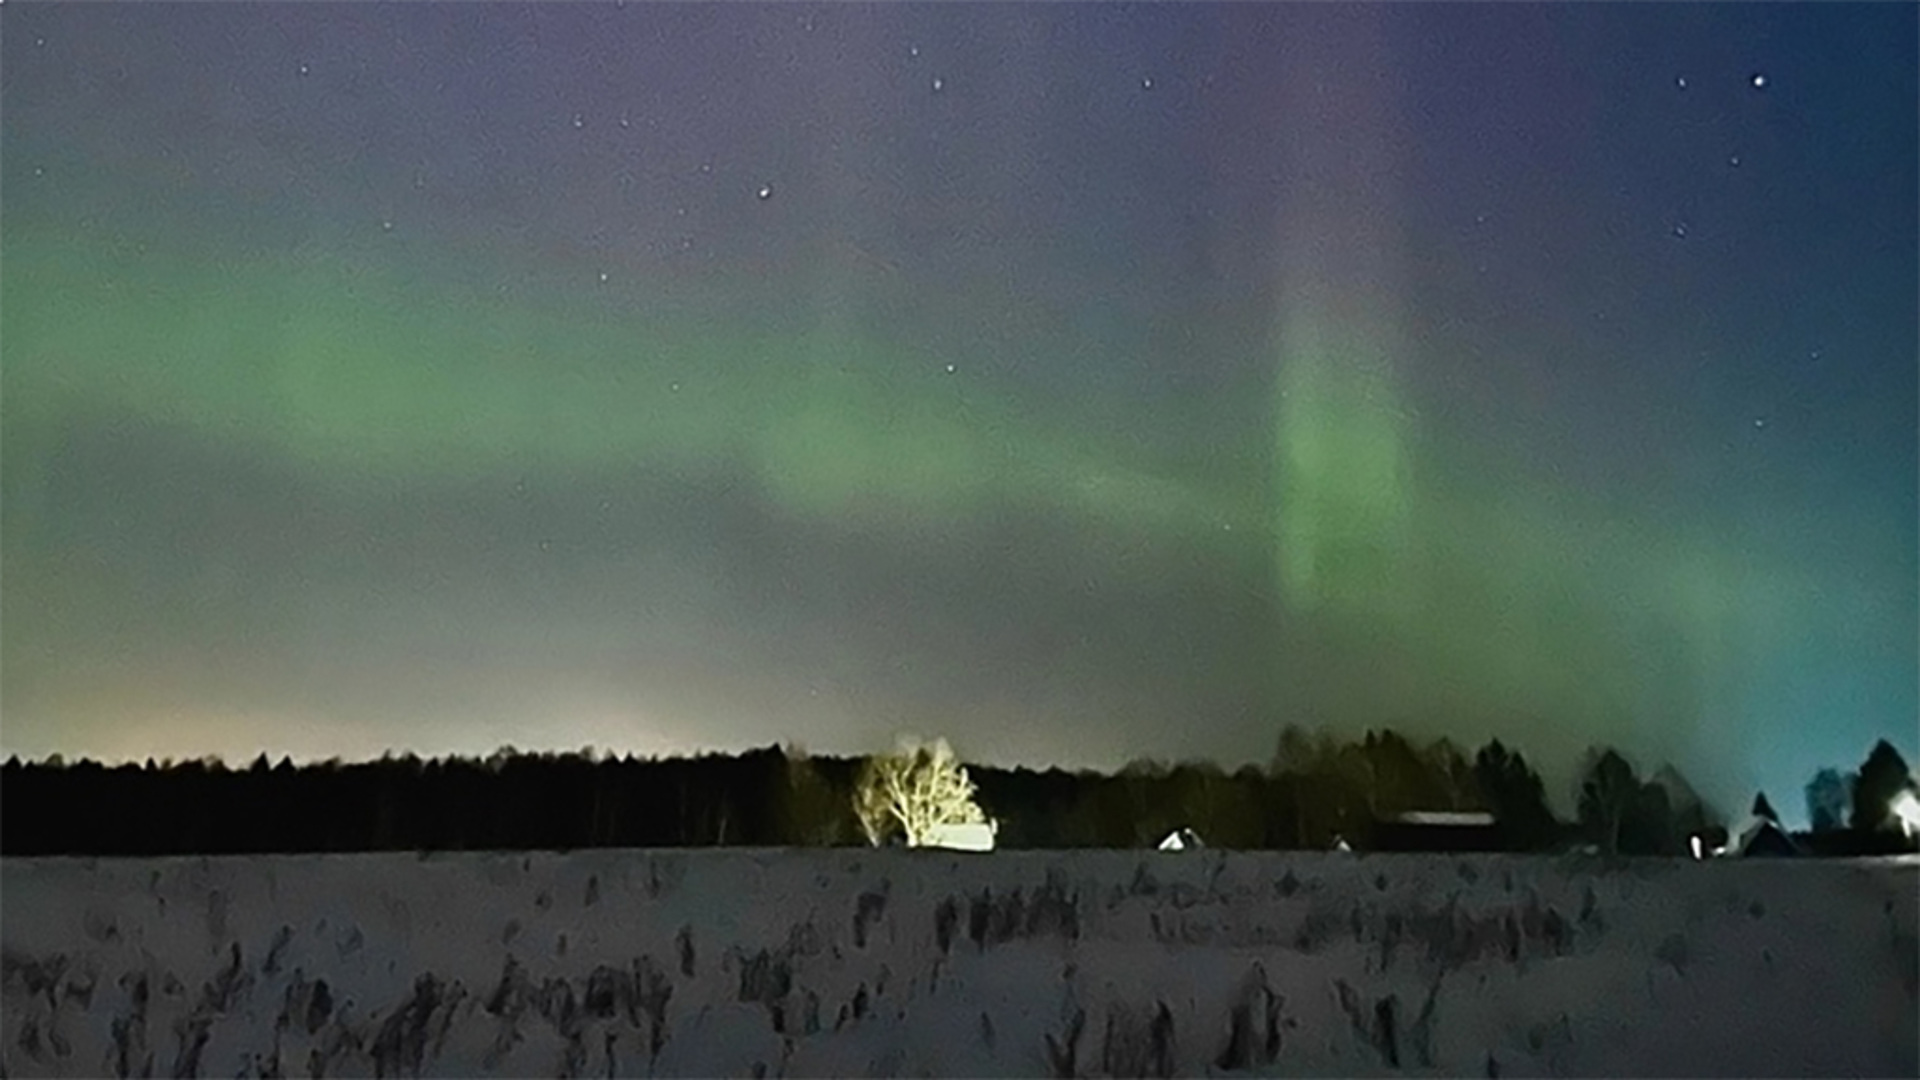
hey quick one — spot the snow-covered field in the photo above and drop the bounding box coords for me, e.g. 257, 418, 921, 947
2, 849, 1913, 1077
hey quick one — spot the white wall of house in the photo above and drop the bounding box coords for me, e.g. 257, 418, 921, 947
922, 821, 995, 851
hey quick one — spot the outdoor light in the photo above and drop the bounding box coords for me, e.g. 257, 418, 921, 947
1689, 835, 1703, 860
1891, 790, 1920, 838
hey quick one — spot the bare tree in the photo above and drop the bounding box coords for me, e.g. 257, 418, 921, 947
1804, 767, 1852, 833
853, 756, 896, 846
853, 736, 988, 847
1422, 736, 1481, 811
1577, 747, 1640, 855
778, 744, 854, 847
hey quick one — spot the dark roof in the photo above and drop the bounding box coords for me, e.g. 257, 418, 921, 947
1370, 818, 1507, 853
1736, 817, 1802, 857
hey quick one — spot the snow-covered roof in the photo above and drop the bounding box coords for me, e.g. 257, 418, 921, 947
1730, 815, 1801, 857
1158, 828, 1203, 851
1394, 811, 1496, 827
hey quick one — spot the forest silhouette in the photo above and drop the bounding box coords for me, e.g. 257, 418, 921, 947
3, 729, 1910, 858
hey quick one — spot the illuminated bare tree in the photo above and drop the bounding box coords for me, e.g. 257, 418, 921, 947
853, 736, 988, 847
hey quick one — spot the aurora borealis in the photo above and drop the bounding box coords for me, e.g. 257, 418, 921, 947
2, 4, 1913, 820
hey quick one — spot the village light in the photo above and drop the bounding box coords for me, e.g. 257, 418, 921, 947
1891, 790, 1920, 838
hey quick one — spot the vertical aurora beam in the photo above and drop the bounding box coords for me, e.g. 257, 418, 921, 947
1272, 321, 1412, 622
1264, 10, 1418, 640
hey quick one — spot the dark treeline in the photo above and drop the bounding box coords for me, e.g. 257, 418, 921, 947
2, 729, 1911, 857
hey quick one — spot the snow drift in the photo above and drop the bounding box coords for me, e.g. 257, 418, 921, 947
3, 849, 1913, 1077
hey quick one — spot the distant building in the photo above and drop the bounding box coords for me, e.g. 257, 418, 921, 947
1725, 790, 1803, 857
1158, 828, 1203, 851
924, 820, 996, 852
1728, 815, 1802, 858
1369, 810, 1502, 853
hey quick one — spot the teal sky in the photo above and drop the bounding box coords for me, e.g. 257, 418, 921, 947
2, 4, 1913, 821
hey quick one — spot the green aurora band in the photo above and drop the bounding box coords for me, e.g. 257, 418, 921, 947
2, 140, 1907, 810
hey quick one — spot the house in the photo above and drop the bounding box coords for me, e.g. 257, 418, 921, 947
1728, 814, 1802, 857
1158, 828, 1203, 851
1728, 791, 1802, 857
1369, 810, 1502, 853
924, 820, 996, 852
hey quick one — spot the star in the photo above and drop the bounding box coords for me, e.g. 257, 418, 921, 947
757, 184, 773, 200
1750, 73, 1768, 89
932, 76, 945, 92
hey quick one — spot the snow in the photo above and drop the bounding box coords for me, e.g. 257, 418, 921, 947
1395, 812, 1495, 827
3, 849, 1914, 1077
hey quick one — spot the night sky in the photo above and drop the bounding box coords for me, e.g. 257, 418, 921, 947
3, 4, 1914, 821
